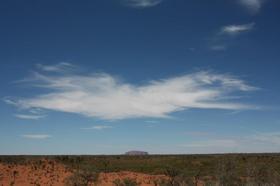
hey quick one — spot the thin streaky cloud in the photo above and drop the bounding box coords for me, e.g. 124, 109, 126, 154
81, 125, 113, 130
177, 132, 280, 153
239, 0, 263, 13
250, 132, 280, 145
22, 134, 51, 139
29, 108, 44, 115
146, 124, 157, 128
15, 114, 46, 120
183, 131, 212, 137
221, 23, 255, 35
210, 45, 227, 51
123, 0, 162, 8
36, 62, 75, 73
3, 97, 18, 106
5, 64, 258, 120
208, 23, 254, 51
145, 120, 159, 124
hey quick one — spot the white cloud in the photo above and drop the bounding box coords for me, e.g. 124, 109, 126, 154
15, 114, 46, 120
81, 125, 113, 130
250, 132, 280, 145
123, 0, 162, 8
221, 23, 255, 35
5, 65, 258, 120
145, 120, 159, 123
208, 23, 255, 51
36, 62, 75, 73
22, 134, 51, 139
3, 97, 18, 106
239, 0, 263, 13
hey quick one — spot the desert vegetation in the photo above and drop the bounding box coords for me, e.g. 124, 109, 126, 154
0, 154, 280, 185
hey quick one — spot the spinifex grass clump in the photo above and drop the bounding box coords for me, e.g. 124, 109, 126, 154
64, 164, 99, 186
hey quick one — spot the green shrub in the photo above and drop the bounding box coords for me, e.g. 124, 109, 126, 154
113, 178, 140, 186
64, 166, 99, 186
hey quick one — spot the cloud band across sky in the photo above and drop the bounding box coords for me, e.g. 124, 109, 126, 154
22, 134, 51, 139
5, 64, 258, 120
122, 0, 162, 8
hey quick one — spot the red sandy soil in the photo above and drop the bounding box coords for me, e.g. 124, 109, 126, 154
0, 160, 72, 186
0, 160, 210, 186
0, 160, 170, 186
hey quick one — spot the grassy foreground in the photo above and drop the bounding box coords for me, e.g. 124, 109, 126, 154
1, 154, 280, 185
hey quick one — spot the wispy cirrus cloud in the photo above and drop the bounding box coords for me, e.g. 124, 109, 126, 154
15, 114, 46, 120
209, 23, 255, 51
221, 23, 255, 36
239, 0, 263, 13
178, 131, 280, 153
81, 125, 113, 130
183, 131, 212, 137
210, 45, 227, 51
5, 64, 258, 120
145, 120, 159, 124
22, 134, 51, 139
36, 62, 75, 73
122, 0, 162, 8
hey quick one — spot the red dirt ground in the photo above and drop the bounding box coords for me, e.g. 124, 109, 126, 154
0, 160, 171, 186
0, 160, 72, 186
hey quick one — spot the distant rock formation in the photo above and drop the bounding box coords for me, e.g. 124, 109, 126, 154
125, 151, 149, 155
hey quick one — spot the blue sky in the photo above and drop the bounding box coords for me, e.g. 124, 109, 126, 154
1, 0, 280, 155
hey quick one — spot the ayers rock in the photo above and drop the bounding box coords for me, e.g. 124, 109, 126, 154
125, 151, 149, 155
